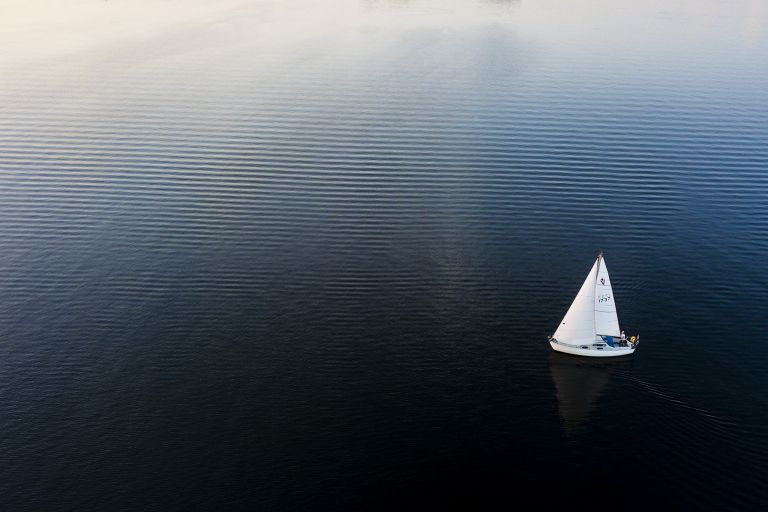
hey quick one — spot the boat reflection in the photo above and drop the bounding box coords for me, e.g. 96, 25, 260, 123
548, 352, 622, 435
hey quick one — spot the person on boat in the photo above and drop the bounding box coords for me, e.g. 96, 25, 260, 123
620, 331, 626, 344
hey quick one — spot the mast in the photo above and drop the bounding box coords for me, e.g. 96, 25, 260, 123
594, 251, 601, 336
595, 250, 603, 274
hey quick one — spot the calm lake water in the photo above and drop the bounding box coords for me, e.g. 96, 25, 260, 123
1, 0, 767, 509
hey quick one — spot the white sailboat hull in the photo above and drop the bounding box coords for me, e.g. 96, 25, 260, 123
550, 253, 639, 358
550, 340, 635, 358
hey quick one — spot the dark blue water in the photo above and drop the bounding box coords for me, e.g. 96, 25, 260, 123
1, 1, 767, 509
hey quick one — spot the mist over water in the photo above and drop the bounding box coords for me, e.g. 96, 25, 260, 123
1, 1, 767, 509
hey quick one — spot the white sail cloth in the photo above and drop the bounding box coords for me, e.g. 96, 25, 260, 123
553, 255, 620, 344
594, 257, 620, 337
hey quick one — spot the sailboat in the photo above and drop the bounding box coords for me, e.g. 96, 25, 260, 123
549, 252, 638, 357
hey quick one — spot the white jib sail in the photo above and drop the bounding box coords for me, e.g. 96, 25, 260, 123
594, 256, 620, 337
553, 259, 599, 344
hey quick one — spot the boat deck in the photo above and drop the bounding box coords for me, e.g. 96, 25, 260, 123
549, 338, 636, 357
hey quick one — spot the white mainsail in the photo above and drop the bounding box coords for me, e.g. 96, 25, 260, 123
553, 258, 599, 344
553, 254, 620, 344
594, 256, 620, 337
